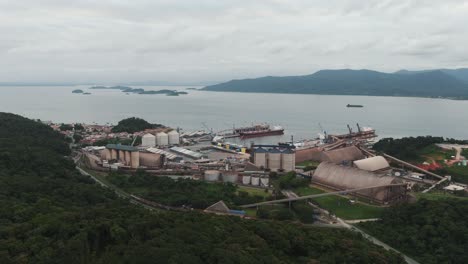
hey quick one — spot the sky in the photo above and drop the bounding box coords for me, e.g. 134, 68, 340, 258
0, 0, 467, 84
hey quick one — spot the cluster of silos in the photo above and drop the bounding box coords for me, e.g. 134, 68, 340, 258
141, 131, 179, 147
252, 146, 295, 172
241, 175, 269, 187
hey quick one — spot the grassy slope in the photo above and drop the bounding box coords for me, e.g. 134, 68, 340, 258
294, 186, 384, 220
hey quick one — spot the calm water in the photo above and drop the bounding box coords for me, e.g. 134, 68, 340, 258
1, 85, 467, 142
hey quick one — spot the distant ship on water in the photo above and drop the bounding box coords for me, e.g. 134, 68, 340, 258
346, 104, 364, 108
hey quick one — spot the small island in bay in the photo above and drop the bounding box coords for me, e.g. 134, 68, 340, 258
87, 85, 188, 96
72, 89, 84, 94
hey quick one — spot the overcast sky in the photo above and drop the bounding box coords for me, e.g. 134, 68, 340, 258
0, 0, 467, 84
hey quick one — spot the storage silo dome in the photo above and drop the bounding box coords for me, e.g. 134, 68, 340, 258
141, 133, 156, 147
168, 130, 180, 145
156, 132, 169, 146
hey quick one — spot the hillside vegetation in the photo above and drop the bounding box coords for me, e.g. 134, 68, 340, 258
359, 199, 468, 264
111, 117, 163, 133
0, 112, 404, 263
203, 69, 468, 99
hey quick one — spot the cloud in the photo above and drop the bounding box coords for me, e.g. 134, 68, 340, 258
0, 0, 467, 83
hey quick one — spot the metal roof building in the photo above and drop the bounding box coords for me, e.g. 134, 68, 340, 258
320, 146, 365, 164
146, 147, 178, 160
106, 144, 138, 152
170, 146, 204, 159
312, 162, 406, 203
353, 156, 390, 172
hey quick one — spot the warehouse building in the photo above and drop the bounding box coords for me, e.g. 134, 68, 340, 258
353, 156, 391, 173
252, 145, 295, 172
320, 146, 365, 164
312, 162, 406, 204
101, 144, 162, 169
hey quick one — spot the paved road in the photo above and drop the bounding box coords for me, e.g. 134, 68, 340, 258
283, 189, 420, 264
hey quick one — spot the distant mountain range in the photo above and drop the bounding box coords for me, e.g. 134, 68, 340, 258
202, 68, 468, 99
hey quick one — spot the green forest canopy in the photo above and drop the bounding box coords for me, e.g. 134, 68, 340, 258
0, 112, 404, 263
111, 117, 163, 133
359, 199, 468, 264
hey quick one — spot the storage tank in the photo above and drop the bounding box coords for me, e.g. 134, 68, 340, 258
242, 175, 251, 185
141, 133, 156, 147
168, 130, 180, 145
222, 171, 238, 183
251, 176, 260, 186
281, 151, 295, 172
125, 151, 131, 166
254, 150, 267, 169
260, 177, 270, 187
204, 170, 220, 181
268, 150, 282, 171
130, 151, 140, 168
156, 132, 169, 146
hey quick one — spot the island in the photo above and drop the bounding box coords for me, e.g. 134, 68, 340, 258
87, 86, 188, 96
202, 68, 468, 99
72, 89, 84, 94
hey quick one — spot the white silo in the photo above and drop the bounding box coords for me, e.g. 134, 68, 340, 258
251, 176, 260, 186
242, 175, 251, 185
204, 170, 220, 181
156, 132, 169, 146
222, 171, 238, 183
141, 133, 156, 147
168, 130, 180, 145
260, 177, 270, 187
281, 149, 295, 172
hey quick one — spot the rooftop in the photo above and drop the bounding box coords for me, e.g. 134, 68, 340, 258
106, 144, 138, 152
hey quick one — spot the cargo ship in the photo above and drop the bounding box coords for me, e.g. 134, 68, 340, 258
216, 123, 284, 139
239, 124, 284, 139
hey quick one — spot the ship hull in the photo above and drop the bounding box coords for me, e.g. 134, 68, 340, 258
240, 129, 284, 139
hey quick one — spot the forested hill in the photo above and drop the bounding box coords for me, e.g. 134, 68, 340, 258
0, 112, 404, 263
359, 199, 468, 264
202, 69, 468, 99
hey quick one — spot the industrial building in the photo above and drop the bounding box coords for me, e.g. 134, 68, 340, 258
252, 145, 295, 172
312, 162, 407, 204
100, 144, 162, 169
320, 146, 365, 164
170, 146, 204, 159
101, 144, 140, 168
353, 156, 391, 172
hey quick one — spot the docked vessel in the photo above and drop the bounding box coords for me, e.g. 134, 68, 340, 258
239, 125, 284, 139
216, 123, 284, 139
